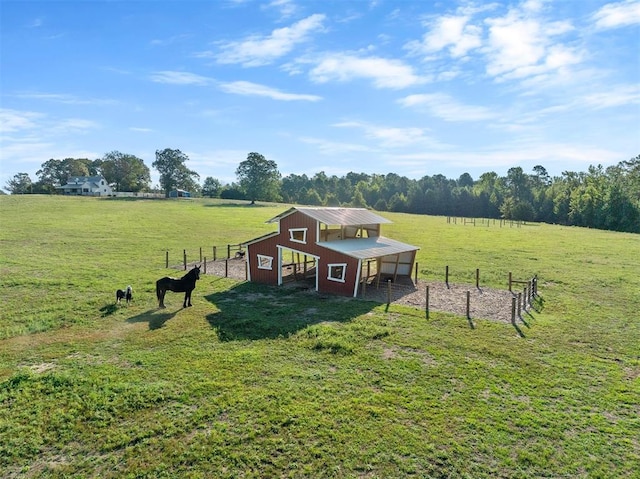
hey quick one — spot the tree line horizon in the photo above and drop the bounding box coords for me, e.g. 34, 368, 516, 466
4, 149, 639, 234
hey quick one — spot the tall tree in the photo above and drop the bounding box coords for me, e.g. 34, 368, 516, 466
37, 158, 90, 187
236, 152, 281, 204
152, 148, 200, 197
5, 173, 33, 194
202, 177, 222, 198
100, 151, 150, 192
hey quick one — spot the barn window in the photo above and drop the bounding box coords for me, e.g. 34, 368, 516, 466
327, 263, 347, 282
257, 254, 273, 270
289, 228, 307, 244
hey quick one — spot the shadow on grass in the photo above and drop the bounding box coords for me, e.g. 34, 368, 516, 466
126, 309, 180, 330
202, 202, 269, 208
99, 304, 119, 317
204, 282, 377, 341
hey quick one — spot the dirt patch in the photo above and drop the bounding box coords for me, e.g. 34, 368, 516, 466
192, 259, 520, 323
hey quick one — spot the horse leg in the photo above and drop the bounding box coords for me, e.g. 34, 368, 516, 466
157, 283, 166, 309
183, 290, 189, 308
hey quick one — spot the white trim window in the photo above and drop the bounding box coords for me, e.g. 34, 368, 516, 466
289, 228, 307, 244
257, 254, 274, 270
327, 263, 347, 283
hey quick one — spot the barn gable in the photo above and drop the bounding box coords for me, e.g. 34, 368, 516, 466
243, 207, 419, 297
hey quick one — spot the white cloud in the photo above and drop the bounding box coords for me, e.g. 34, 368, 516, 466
309, 53, 426, 89
219, 81, 322, 101
406, 14, 482, 58
398, 93, 497, 122
298, 136, 375, 155
14, 92, 118, 106
592, 0, 640, 29
333, 121, 439, 148
149, 71, 212, 85
150, 34, 191, 47
263, 0, 298, 19
0, 109, 43, 133
582, 84, 640, 109
215, 14, 326, 66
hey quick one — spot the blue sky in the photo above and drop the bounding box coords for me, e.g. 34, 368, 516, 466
1, 0, 639, 189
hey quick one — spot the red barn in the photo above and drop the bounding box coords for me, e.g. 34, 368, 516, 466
243, 207, 419, 297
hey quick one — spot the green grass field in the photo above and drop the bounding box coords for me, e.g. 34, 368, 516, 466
1, 195, 638, 478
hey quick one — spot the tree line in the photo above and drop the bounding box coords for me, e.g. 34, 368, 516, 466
5, 150, 639, 234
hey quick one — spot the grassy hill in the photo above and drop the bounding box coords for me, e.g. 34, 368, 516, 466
0, 195, 638, 478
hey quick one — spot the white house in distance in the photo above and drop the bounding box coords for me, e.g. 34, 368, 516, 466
57, 176, 113, 196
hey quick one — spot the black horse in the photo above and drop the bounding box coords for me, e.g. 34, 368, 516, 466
156, 265, 200, 309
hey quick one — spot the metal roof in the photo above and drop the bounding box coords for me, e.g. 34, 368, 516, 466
320, 236, 419, 260
267, 207, 392, 226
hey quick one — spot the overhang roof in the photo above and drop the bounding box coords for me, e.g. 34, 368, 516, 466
241, 231, 279, 247
267, 207, 392, 226
320, 236, 419, 260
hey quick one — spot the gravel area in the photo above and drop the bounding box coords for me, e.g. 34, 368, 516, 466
192, 258, 519, 323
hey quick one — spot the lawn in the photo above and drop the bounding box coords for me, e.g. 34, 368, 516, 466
0, 195, 638, 478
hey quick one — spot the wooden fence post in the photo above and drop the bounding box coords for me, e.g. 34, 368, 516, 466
511, 297, 516, 325
165, 250, 169, 268
225, 259, 229, 277
508, 272, 512, 292
387, 280, 392, 306
183, 250, 187, 270
476, 268, 480, 289
204, 257, 207, 274
414, 262, 418, 284
466, 291, 471, 320
227, 244, 231, 259
517, 292, 522, 318
213, 246, 217, 261
445, 265, 449, 288
426, 285, 430, 319
199, 247, 202, 263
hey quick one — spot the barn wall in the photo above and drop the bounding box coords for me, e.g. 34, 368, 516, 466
247, 235, 280, 285
247, 211, 364, 296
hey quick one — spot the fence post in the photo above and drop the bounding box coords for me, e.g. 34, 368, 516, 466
517, 292, 522, 318
245, 261, 248, 280
387, 280, 392, 306
227, 244, 231, 259
199, 247, 202, 263
414, 262, 418, 284
508, 272, 512, 292
225, 259, 229, 277
426, 285, 430, 319
183, 250, 187, 270
466, 291, 471, 320
523, 286, 528, 310
213, 246, 217, 261
165, 250, 169, 268
445, 265, 449, 288
511, 297, 516, 325
476, 268, 480, 289
204, 257, 207, 274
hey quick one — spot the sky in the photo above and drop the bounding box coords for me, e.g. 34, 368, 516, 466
1, 0, 639, 190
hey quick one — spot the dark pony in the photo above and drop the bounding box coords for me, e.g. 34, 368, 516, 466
156, 265, 201, 309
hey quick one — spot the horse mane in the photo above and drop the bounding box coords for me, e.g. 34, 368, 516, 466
181, 265, 200, 280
